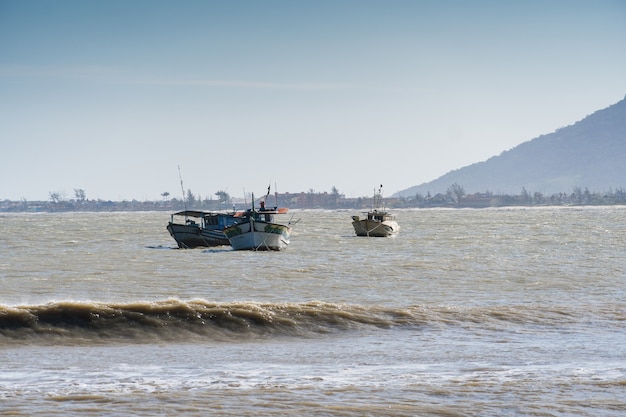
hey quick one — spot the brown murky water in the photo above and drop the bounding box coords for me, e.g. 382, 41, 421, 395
1, 208, 625, 416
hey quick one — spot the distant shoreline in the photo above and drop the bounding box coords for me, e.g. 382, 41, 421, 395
3, 187, 626, 212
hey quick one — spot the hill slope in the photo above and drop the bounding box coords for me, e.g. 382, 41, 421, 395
396, 95, 626, 197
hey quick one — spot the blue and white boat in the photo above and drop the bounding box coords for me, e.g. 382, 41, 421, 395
223, 194, 292, 251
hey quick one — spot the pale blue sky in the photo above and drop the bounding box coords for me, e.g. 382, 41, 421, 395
1, 0, 625, 201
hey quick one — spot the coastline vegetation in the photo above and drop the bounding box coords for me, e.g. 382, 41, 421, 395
2, 184, 626, 212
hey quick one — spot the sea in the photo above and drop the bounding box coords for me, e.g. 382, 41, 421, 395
1, 207, 625, 416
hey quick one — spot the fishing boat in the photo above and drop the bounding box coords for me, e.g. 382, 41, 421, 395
167, 210, 242, 248
351, 185, 399, 237
223, 193, 293, 251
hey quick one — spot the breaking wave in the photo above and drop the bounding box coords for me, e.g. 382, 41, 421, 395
0, 299, 621, 345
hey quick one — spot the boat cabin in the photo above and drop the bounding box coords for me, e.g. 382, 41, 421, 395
367, 210, 394, 222
170, 210, 240, 229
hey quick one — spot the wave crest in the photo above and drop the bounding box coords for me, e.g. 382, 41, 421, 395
0, 299, 614, 345
0, 300, 413, 344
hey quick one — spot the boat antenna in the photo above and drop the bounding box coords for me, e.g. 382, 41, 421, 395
178, 165, 187, 212
274, 181, 278, 207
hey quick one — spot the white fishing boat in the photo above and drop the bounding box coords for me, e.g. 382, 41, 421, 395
351, 185, 399, 237
223, 193, 293, 251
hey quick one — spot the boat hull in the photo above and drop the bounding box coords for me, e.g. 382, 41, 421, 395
224, 220, 291, 251
167, 223, 230, 248
167, 210, 241, 248
352, 219, 399, 237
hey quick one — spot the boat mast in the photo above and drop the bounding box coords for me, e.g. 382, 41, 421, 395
265, 183, 271, 206
374, 184, 383, 211
178, 165, 188, 213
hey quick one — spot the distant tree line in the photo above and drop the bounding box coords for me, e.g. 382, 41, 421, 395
2, 184, 626, 212
393, 183, 626, 208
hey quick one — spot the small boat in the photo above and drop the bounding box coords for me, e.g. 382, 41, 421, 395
167, 210, 242, 248
352, 185, 399, 237
223, 193, 293, 251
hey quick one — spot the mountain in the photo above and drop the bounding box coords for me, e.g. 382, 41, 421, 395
395, 95, 626, 197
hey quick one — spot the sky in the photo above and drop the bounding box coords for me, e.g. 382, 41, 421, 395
1, 0, 625, 202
